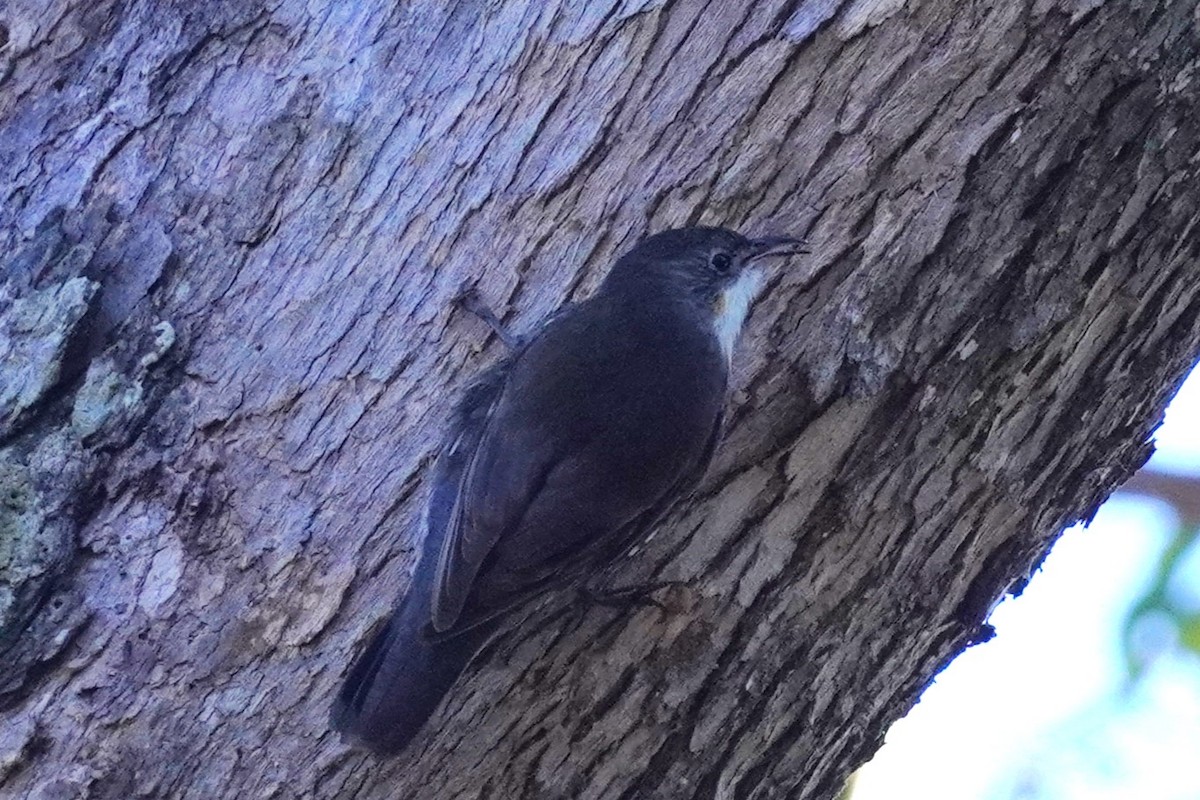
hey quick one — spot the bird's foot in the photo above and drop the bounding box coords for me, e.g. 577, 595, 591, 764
453, 283, 524, 351
580, 578, 687, 613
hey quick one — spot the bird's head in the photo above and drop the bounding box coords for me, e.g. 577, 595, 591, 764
604, 226, 807, 360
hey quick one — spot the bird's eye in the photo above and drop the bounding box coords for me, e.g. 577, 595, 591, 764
711, 253, 732, 273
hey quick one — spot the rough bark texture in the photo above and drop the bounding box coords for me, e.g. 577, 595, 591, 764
2, 1, 1199, 798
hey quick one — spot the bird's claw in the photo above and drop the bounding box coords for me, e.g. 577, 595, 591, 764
452, 282, 523, 351
580, 578, 685, 613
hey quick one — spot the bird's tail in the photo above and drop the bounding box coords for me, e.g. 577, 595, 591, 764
331, 559, 496, 755
333, 358, 513, 755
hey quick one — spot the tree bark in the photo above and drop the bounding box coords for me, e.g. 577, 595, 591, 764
2, 1, 1199, 798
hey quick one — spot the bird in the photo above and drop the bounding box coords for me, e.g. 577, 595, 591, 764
331, 226, 805, 755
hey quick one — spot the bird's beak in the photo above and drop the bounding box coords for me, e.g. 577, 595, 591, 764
744, 236, 809, 263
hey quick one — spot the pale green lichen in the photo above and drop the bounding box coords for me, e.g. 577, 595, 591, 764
0, 277, 99, 436
70, 319, 174, 439
70, 359, 134, 439
0, 433, 85, 649
141, 320, 177, 369
0, 457, 45, 639
0, 460, 35, 574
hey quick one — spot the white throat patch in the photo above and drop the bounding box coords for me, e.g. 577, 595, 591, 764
713, 268, 763, 364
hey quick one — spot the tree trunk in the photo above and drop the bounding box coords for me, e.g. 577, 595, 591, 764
2, 1, 1199, 798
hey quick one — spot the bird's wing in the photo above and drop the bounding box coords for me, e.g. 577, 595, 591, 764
431, 402, 725, 637
429, 384, 576, 633
598, 406, 725, 564
428, 302, 727, 635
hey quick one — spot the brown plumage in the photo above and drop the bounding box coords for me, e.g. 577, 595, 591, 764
332, 226, 803, 755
